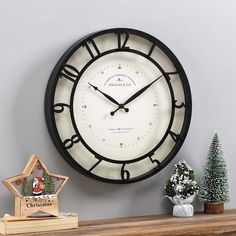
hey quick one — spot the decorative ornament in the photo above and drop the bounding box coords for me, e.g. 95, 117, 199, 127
15, 179, 22, 185
199, 132, 230, 214
1, 155, 78, 235
2, 154, 69, 217
164, 160, 199, 217
37, 162, 43, 170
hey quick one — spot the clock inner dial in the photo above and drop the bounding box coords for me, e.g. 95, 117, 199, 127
73, 53, 172, 161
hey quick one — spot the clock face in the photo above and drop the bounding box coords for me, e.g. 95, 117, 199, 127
45, 28, 192, 183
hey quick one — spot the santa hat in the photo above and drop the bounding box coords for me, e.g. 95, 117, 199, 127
33, 176, 44, 182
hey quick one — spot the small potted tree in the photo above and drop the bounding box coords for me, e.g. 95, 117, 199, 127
199, 132, 230, 213
165, 160, 199, 217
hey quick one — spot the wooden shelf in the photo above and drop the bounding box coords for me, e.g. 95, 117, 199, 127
2, 209, 236, 235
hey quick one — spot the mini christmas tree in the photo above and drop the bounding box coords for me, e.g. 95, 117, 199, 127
165, 160, 199, 199
43, 170, 55, 194
50, 175, 55, 193
199, 133, 230, 213
43, 170, 50, 194
43, 171, 55, 194
22, 178, 30, 196
165, 160, 199, 217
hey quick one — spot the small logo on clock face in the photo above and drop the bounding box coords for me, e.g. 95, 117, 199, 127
108, 82, 132, 87
105, 74, 136, 88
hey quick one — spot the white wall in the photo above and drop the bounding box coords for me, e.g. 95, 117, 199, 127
0, 0, 235, 220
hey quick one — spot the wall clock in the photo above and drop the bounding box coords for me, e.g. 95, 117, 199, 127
45, 28, 192, 184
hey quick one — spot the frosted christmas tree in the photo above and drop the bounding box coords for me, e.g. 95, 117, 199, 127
199, 132, 230, 213
165, 160, 199, 217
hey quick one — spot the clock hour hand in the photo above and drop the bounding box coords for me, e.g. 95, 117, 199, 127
89, 83, 129, 113
89, 83, 120, 105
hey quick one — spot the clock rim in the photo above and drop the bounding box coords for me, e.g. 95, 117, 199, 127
45, 27, 192, 184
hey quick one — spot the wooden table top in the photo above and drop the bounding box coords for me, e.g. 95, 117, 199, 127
8, 209, 236, 236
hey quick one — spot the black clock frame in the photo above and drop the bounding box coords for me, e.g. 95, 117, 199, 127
45, 28, 192, 184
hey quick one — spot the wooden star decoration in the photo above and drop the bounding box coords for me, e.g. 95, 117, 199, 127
2, 154, 69, 217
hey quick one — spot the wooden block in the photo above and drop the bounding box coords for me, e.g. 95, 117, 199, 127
0, 220, 4, 235
14, 197, 21, 216
0, 213, 78, 235
18, 195, 58, 217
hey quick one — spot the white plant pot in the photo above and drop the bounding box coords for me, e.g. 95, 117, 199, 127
173, 204, 194, 217
165, 195, 195, 217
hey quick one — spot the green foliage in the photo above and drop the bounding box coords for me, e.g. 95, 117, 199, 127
22, 178, 30, 196
49, 175, 55, 193
165, 161, 199, 199
43, 170, 55, 195
199, 133, 230, 203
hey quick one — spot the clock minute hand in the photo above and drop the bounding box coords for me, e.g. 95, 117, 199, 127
110, 74, 164, 116
123, 74, 164, 106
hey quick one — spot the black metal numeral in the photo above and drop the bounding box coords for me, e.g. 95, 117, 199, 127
121, 164, 130, 181
169, 131, 182, 142
83, 39, 100, 59
60, 64, 79, 82
149, 156, 160, 165
175, 100, 186, 109
63, 134, 80, 149
117, 32, 129, 49
53, 103, 70, 113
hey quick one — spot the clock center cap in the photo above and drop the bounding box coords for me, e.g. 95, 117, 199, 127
110, 104, 129, 116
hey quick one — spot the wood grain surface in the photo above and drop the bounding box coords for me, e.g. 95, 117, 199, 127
3, 209, 236, 236
0, 213, 78, 235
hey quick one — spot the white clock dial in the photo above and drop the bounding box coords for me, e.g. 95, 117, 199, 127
45, 28, 192, 183
73, 52, 172, 161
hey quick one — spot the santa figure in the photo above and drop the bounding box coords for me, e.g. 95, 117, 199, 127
32, 176, 45, 196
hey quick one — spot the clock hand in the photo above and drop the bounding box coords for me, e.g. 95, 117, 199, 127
110, 74, 163, 115
123, 74, 164, 106
89, 83, 120, 106
89, 83, 129, 113
110, 104, 128, 116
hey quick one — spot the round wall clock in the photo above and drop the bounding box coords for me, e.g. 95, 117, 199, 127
45, 28, 192, 184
